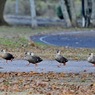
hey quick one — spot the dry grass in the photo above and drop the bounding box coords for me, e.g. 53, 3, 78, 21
0, 72, 95, 95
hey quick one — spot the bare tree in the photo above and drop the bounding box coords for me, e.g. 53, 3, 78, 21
68, 0, 77, 27
60, 0, 72, 27
0, 0, 7, 25
81, 0, 87, 27
91, 0, 95, 25
86, 0, 92, 27
82, 0, 92, 27
30, 0, 37, 28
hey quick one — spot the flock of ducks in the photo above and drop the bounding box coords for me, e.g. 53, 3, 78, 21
0, 49, 68, 67
0, 49, 95, 67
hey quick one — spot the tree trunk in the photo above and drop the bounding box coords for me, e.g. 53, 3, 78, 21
81, 0, 92, 27
81, 0, 85, 28
0, 0, 7, 25
92, 0, 95, 18
68, 0, 77, 27
60, 0, 72, 27
30, 0, 37, 28
91, 0, 95, 25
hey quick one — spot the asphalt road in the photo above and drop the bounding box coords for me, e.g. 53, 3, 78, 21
0, 60, 95, 73
31, 30, 95, 48
5, 15, 65, 26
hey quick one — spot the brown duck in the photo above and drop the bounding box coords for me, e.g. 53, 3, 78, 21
55, 50, 68, 67
87, 53, 95, 66
24, 52, 43, 67
0, 50, 14, 63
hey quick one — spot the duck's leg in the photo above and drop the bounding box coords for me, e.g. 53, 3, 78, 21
57, 63, 62, 68
35, 63, 38, 67
6, 60, 8, 63
11, 59, 13, 62
34, 63, 38, 72
63, 62, 66, 66
26, 62, 30, 66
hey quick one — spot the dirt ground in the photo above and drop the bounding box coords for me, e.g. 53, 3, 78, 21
0, 72, 95, 95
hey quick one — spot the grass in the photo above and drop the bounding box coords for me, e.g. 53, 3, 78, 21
0, 37, 28, 48
0, 26, 95, 60
0, 26, 68, 48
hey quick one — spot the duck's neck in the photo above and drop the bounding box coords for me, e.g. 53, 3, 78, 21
31, 53, 34, 56
3, 50, 6, 53
26, 52, 31, 55
91, 53, 94, 57
57, 51, 61, 55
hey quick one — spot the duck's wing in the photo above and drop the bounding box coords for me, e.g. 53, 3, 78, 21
55, 55, 68, 63
61, 56, 68, 62
8, 53, 14, 58
32, 55, 43, 62
2, 53, 9, 59
24, 55, 32, 61
88, 55, 95, 63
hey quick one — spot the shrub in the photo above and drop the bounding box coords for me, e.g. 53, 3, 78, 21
56, 5, 64, 19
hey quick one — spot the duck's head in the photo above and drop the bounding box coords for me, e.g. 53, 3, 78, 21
56, 50, 61, 55
0, 49, 6, 53
25, 51, 31, 55
30, 52, 34, 56
89, 53, 94, 56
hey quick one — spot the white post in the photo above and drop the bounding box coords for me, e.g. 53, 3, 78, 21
82, 17, 85, 27
30, 0, 37, 27
15, 0, 19, 15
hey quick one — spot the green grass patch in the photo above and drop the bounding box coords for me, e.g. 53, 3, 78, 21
0, 37, 28, 48
35, 42, 49, 48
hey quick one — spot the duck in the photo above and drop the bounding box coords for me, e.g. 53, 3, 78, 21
55, 50, 68, 67
87, 53, 95, 66
0, 49, 14, 63
24, 51, 43, 66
